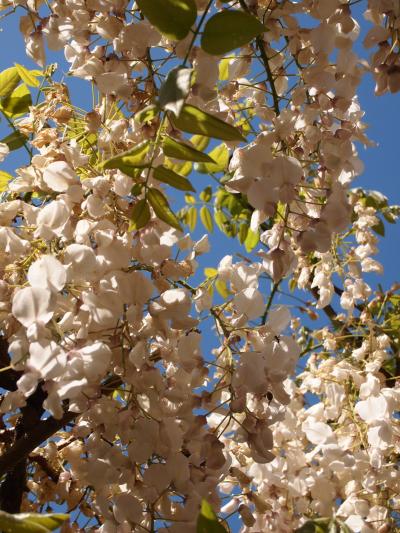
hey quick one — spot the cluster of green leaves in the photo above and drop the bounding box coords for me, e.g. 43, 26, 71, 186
136, 0, 265, 55
0, 510, 68, 532
0, 65, 42, 154
179, 185, 260, 252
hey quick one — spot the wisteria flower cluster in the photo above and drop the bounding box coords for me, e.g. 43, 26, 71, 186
0, 0, 399, 532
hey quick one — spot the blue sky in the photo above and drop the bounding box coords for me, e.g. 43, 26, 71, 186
0, 8, 399, 528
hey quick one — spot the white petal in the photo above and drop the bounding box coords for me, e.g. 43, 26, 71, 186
355, 395, 388, 424
43, 161, 78, 192
27, 255, 67, 292
12, 287, 54, 327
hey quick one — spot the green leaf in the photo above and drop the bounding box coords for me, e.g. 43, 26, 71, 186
0, 67, 20, 98
187, 205, 197, 231
171, 104, 245, 141
159, 66, 193, 116
153, 165, 195, 191
244, 228, 259, 252
0, 511, 69, 532
204, 267, 217, 278
14, 64, 41, 88
196, 143, 229, 173
129, 198, 151, 231
147, 187, 182, 230
200, 205, 214, 232
102, 141, 150, 174
238, 222, 249, 244
1, 84, 32, 117
201, 10, 265, 55
0, 130, 27, 151
190, 134, 209, 152
215, 279, 230, 299
197, 500, 227, 533
162, 135, 215, 163
372, 217, 385, 237
136, 0, 197, 40
0, 170, 12, 192
200, 186, 212, 202
135, 104, 159, 124
185, 193, 196, 204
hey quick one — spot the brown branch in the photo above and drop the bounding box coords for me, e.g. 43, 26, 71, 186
0, 410, 75, 480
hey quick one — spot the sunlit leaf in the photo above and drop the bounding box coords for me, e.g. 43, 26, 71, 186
136, 0, 197, 40
0, 66, 20, 98
159, 66, 193, 116
197, 500, 227, 533
200, 205, 214, 232
102, 141, 150, 173
244, 228, 259, 252
200, 186, 212, 203
190, 134, 210, 152
238, 222, 249, 244
135, 104, 159, 124
187, 205, 197, 231
162, 135, 215, 163
171, 104, 245, 141
0, 130, 27, 151
14, 63, 41, 87
1, 83, 32, 117
201, 10, 265, 55
0, 510, 69, 532
204, 267, 217, 278
196, 144, 229, 173
153, 165, 195, 191
0, 170, 12, 192
129, 198, 151, 231
147, 187, 182, 230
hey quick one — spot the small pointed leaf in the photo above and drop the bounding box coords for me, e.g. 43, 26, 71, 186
201, 10, 265, 55
159, 66, 193, 116
0, 130, 27, 151
0, 170, 12, 192
102, 141, 150, 173
196, 144, 229, 173
162, 135, 215, 163
187, 205, 197, 231
0, 67, 20, 98
136, 0, 197, 40
147, 187, 182, 230
14, 64, 41, 87
153, 165, 195, 191
197, 500, 227, 533
200, 205, 214, 232
171, 104, 245, 141
1, 83, 32, 117
129, 199, 151, 231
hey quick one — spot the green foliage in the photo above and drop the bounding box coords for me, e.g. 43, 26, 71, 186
0, 511, 69, 532
147, 187, 182, 230
136, 0, 197, 40
197, 500, 227, 533
153, 165, 195, 191
196, 144, 229, 174
162, 135, 215, 163
14, 64, 42, 88
0, 66, 21, 98
200, 205, 214, 232
1, 83, 32, 117
171, 104, 245, 141
295, 518, 353, 533
0, 170, 12, 192
159, 66, 193, 116
201, 10, 265, 55
0, 130, 27, 151
129, 199, 151, 231
102, 142, 150, 175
